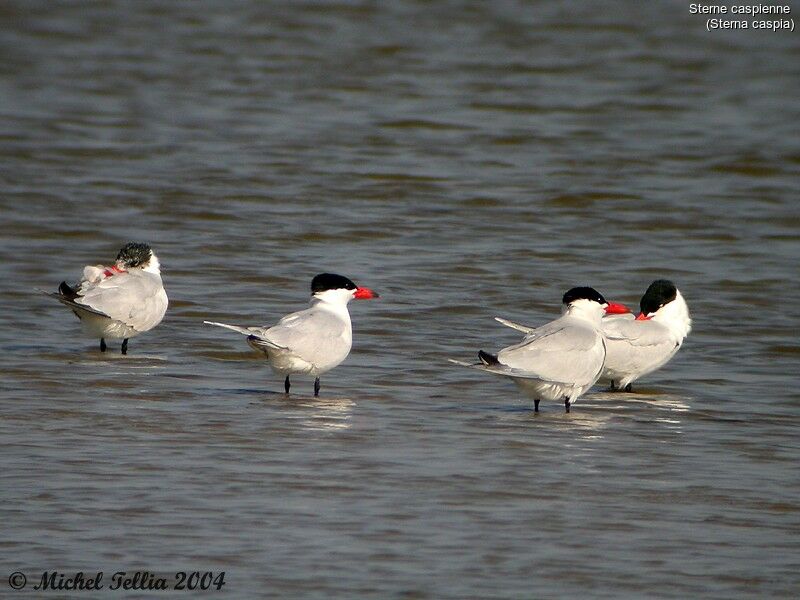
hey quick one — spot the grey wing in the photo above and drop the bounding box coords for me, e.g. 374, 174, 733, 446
38, 288, 109, 317
603, 319, 680, 372
497, 320, 605, 386
602, 313, 635, 325
77, 271, 168, 332
263, 308, 349, 364
602, 318, 674, 347
447, 359, 560, 380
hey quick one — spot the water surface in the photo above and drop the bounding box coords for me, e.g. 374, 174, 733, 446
1, 2, 799, 598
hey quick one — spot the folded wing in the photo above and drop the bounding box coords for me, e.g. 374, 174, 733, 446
602, 318, 680, 375
497, 320, 605, 386
76, 270, 168, 332
603, 318, 675, 347
260, 307, 350, 365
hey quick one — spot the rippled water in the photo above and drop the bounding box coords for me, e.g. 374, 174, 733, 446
1, 1, 799, 598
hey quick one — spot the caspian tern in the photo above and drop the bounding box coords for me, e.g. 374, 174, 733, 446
204, 273, 379, 396
451, 287, 630, 413
41, 242, 168, 354
601, 279, 691, 392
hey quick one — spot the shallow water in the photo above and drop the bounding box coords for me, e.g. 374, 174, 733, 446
1, 1, 799, 598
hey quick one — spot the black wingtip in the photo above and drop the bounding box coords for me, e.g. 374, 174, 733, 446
478, 350, 500, 366
58, 281, 78, 300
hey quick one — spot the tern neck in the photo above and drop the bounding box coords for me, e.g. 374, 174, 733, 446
650, 290, 692, 341
564, 299, 605, 325
310, 291, 353, 321
310, 299, 352, 327
312, 287, 354, 306
142, 253, 161, 275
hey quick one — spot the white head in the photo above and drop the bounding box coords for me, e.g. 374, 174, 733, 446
637, 280, 691, 340
561, 286, 631, 323
310, 273, 379, 306
114, 242, 161, 275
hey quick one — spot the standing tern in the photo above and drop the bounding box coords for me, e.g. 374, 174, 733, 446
601, 279, 691, 392
451, 287, 630, 413
41, 242, 168, 354
205, 273, 379, 396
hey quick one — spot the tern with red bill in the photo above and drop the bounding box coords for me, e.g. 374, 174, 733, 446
451, 287, 630, 413
601, 279, 691, 392
40, 242, 168, 354
205, 273, 379, 396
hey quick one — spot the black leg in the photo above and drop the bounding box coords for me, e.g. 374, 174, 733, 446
284, 375, 291, 394
100, 338, 107, 352
314, 377, 321, 397
121, 338, 128, 355
609, 380, 617, 392
564, 398, 571, 413
534, 399, 540, 412
624, 383, 632, 393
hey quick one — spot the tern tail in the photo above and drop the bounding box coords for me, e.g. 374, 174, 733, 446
204, 321, 288, 350
36, 286, 109, 318
494, 317, 535, 334
203, 321, 253, 336
58, 281, 79, 300
478, 350, 500, 366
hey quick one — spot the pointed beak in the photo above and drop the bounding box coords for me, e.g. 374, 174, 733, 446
635, 312, 651, 320
354, 286, 379, 300
604, 302, 631, 315
104, 264, 126, 277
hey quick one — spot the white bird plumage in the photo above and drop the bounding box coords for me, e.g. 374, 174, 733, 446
451, 287, 629, 413
601, 280, 691, 391
205, 273, 378, 396
41, 242, 168, 354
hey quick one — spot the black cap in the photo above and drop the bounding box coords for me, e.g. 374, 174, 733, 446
311, 273, 357, 294
116, 242, 152, 268
562, 286, 607, 306
639, 280, 677, 315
